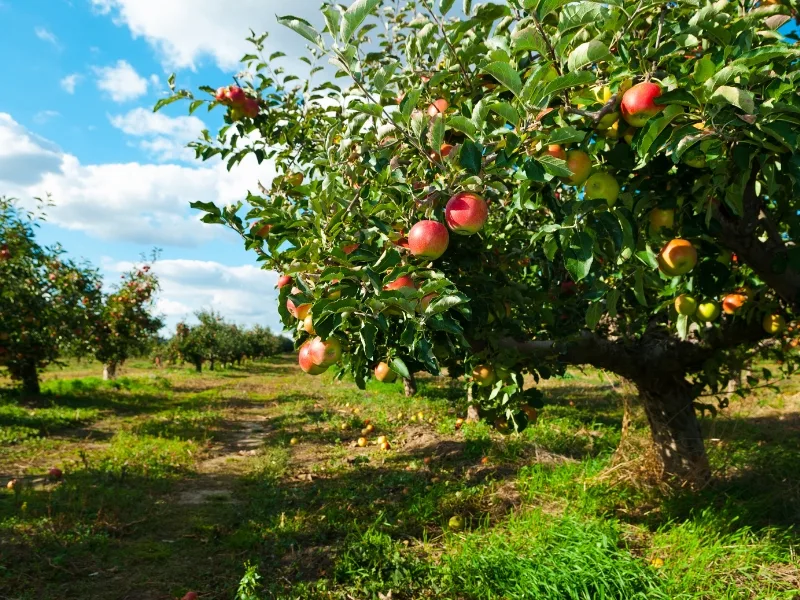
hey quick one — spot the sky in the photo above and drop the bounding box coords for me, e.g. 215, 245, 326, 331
0, 0, 327, 334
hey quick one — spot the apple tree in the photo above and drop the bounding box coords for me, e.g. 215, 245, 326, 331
161, 0, 800, 485
93, 263, 163, 380
0, 197, 102, 394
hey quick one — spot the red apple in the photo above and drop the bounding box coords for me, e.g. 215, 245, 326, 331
445, 192, 488, 235
620, 82, 665, 127
225, 86, 246, 106
214, 87, 227, 102
650, 208, 675, 232
48, 467, 62, 480
722, 293, 748, 315
439, 143, 454, 158
287, 287, 311, 320
375, 362, 397, 383
298, 342, 327, 375
342, 243, 359, 255
276, 275, 293, 289
427, 98, 449, 117
419, 293, 438, 312
242, 97, 260, 118
308, 336, 343, 366
384, 275, 416, 292
408, 220, 449, 259
253, 222, 271, 237
561, 150, 592, 186
543, 144, 566, 160
657, 239, 697, 276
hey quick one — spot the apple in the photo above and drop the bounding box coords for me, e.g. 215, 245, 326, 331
455, 418, 464, 430
472, 365, 496, 387
722, 293, 748, 315
620, 82, 665, 127
521, 404, 538, 423
448, 515, 464, 531
657, 239, 697, 276
357, 437, 367, 447
696, 301, 721, 322
303, 314, 315, 334
561, 150, 592, 186
717, 250, 732, 265
674, 294, 698, 316
342, 243, 359, 255
253, 222, 271, 237
445, 192, 488, 235
285, 172, 304, 187
763, 314, 786, 334
427, 98, 449, 117
215, 87, 227, 102
375, 362, 397, 383
408, 220, 449, 259
439, 143, 454, 158
583, 172, 620, 206
543, 144, 566, 160
6, 478, 19, 490
682, 149, 706, 168
225, 86, 246, 106
596, 112, 619, 131
308, 337, 342, 366
289, 438, 298, 445
287, 292, 311, 320
242, 97, 259, 119
622, 127, 636, 145
384, 275, 416, 292
298, 342, 327, 375
48, 467, 62, 480
419, 293, 438, 313
380, 441, 391, 451
181, 593, 199, 600
277, 275, 293, 289
650, 208, 675, 232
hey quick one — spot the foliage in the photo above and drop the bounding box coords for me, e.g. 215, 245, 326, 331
0, 197, 102, 390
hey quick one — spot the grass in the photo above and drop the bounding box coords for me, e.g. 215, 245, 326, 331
0, 357, 797, 599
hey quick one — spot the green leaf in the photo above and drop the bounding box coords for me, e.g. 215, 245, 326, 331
531, 71, 595, 106
341, 0, 381, 42
459, 140, 482, 175
607, 288, 620, 317
481, 61, 523, 98
657, 89, 699, 108
425, 294, 466, 316
733, 47, 799, 68
463, 0, 473, 16
567, 40, 610, 71
431, 115, 446, 154
277, 15, 323, 47
489, 102, 519, 126
400, 88, 422, 120
692, 56, 716, 83
360, 322, 377, 359
536, 0, 569, 19
448, 115, 478, 140
322, 5, 342, 35
536, 154, 572, 177
510, 26, 546, 55
440, 0, 456, 14
585, 302, 603, 330
153, 95, 184, 112
711, 86, 755, 114
564, 232, 594, 282
676, 314, 689, 340
635, 105, 684, 161
390, 357, 411, 379
634, 267, 647, 306
547, 126, 586, 146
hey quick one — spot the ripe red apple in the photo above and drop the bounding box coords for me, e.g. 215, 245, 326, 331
287, 287, 311, 320
439, 143, 454, 158
722, 293, 748, 315
472, 365, 495, 387
561, 150, 592, 186
342, 243, 359, 255
384, 275, 416, 292
375, 362, 397, 383
253, 222, 271, 237
674, 294, 698, 316
241, 97, 260, 118
308, 336, 342, 366
445, 192, 488, 235
657, 239, 697, 276
427, 98, 449, 117
419, 293, 438, 312
408, 221, 449, 259
620, 82, 665, 127
298, 342, 327, 375
225, 86, 246, 106
48, 467, 62, 480
277, 275, 293, 289
543, 144, 566, 161
650, 208, 675, 232
303, 314, 315, 334
583, 172, 620, 206
215, 87, 227, 102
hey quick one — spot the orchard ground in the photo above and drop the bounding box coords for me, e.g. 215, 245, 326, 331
1, 358, 798, 600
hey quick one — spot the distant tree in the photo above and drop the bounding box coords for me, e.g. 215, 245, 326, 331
0, 197, 102, 394
93, 262, 163, 380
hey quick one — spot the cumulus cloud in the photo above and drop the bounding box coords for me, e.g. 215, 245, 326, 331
103, 258, 283, 333
93, 60, 149, 102
89, 0, 325, 74
60, 73, 82, 94
109, 107, 204, 161
0, 113, 276, 247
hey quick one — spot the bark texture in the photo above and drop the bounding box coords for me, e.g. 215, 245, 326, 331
403, 374, 417, 397
103, 362, 117, 381
20, 362, 40, 396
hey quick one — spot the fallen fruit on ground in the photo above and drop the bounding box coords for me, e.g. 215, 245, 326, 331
357, 437, 367, 447
448, 515, 464, 531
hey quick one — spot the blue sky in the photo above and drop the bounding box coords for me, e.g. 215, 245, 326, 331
0, 0, 327, 333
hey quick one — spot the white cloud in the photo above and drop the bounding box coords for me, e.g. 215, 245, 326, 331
103, 258, 283, 333
60, 73, 82, 94
0, 113, 276, 247
35, 26, 59, 47
109, 107, 204, 161
33, 110, 60, 124
89, 0, 325, 74
93, 60, 149, 102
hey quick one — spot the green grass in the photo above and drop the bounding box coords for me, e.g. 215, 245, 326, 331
0, 357, 797, 599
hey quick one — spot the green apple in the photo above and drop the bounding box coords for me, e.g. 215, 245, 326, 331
696, 301, 721, 322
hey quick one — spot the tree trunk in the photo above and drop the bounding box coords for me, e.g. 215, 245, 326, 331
194, 359, 202, 373
20, 362, 40, 396
636, 375, 710, 487
403, 373, 417, 397
103, 362, 117, 381
466, 385, 480, 422
209, 359, 215, 371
